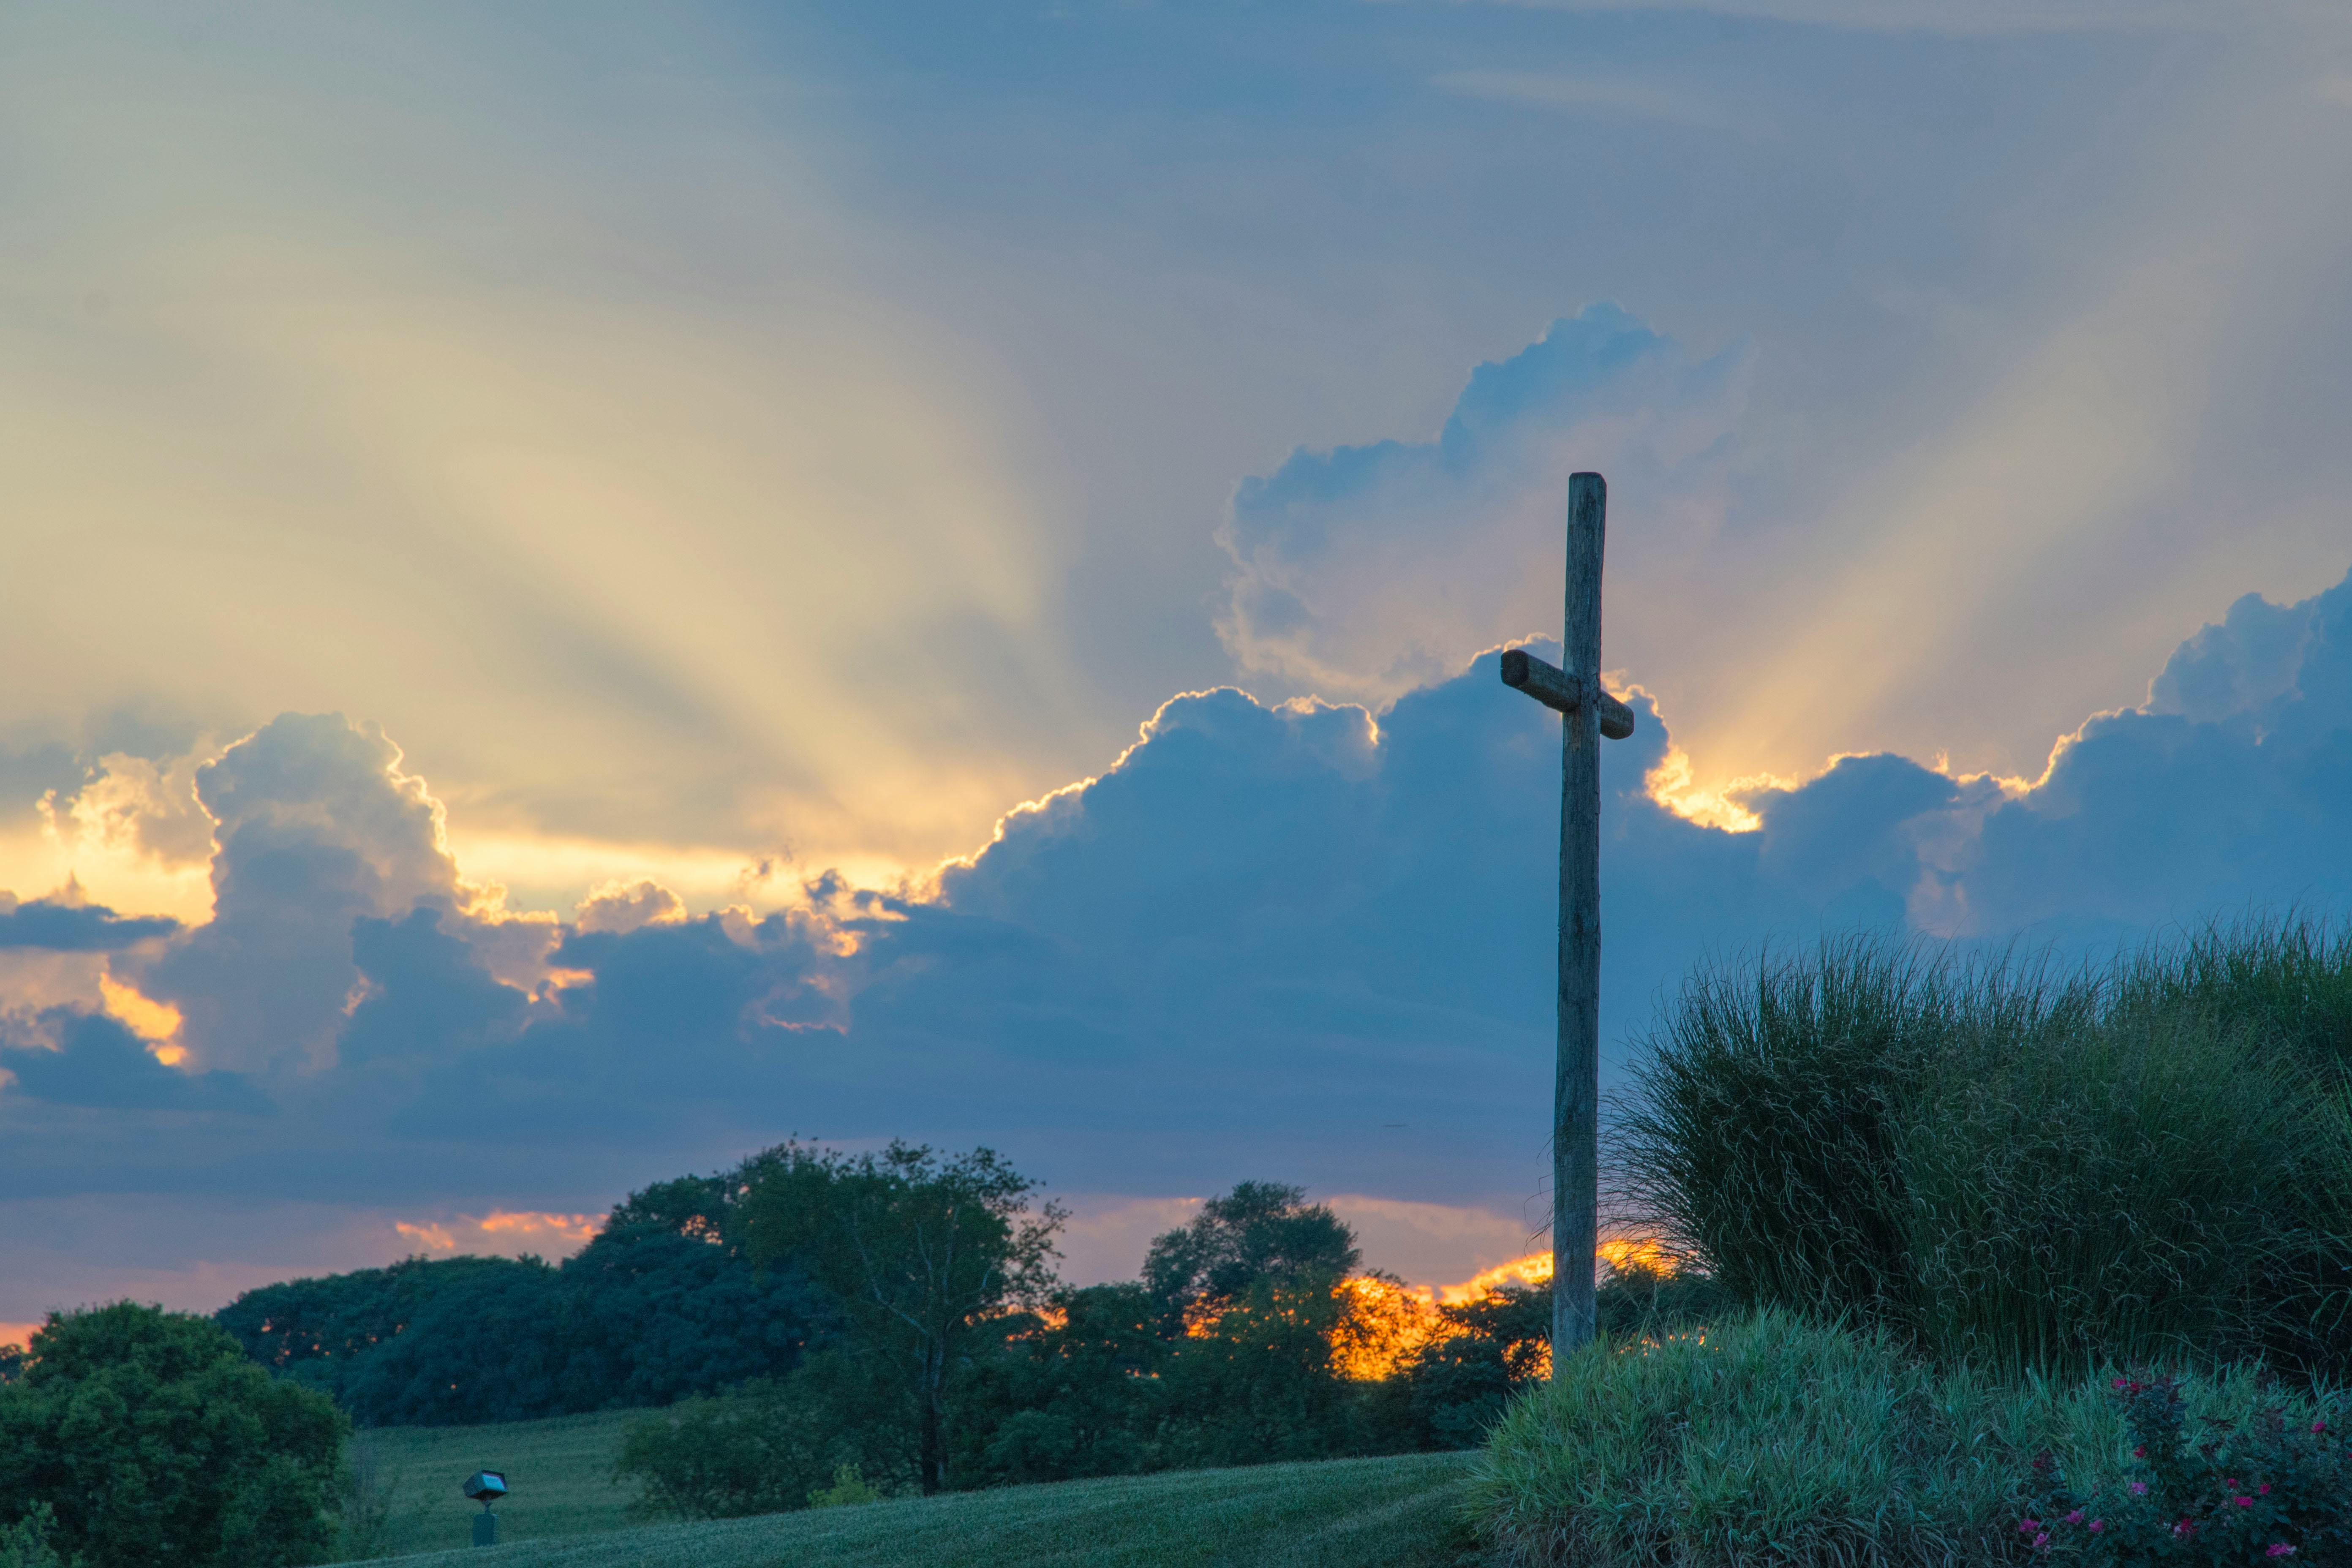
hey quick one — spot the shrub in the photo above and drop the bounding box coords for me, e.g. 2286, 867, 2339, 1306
806, 1465, 883, 1508
2025, 1372, 2352, 1566
1614, 925, 2352, 1373
0, 1302, 348, 1568
1474, 1308, 2351, 1568
1477, 1309, 2031, 1567
616, 1351, 915, 1520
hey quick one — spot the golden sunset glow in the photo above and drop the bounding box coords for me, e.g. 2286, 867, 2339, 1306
1176, 1247, 1671, 1383
98, 974, 185, 1064
394, 1211, 604, 1255
1434, 1251, 1554, 1306
1328, 1276, 1446, 1381
1641, 744, 1767, 834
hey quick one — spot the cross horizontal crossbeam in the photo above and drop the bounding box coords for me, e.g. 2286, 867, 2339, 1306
1499, 648, 1636, 740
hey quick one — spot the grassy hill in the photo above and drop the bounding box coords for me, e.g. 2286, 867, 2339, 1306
347, 1408, 648, 1555
343, 1408, 1480, 1568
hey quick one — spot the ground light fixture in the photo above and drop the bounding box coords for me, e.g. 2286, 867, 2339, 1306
463, 1470, 508, 1547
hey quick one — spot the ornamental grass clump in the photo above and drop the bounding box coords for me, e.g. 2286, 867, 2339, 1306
1474, 1309, 2034, 1568
1613, 920, 2352, 1375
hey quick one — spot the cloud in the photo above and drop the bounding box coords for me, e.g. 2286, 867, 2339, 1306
0, 1008, 265, 1113
1218, 304, 1748, 704
0, 895, 179, 952
0, 558, 2347, 1286
128, 713, 485, 1075
574, 879, 690, 935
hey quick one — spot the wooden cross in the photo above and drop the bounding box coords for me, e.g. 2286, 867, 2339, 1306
1498, 471, 1634, 1366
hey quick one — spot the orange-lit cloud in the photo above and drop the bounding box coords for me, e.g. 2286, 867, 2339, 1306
393, 1210, 603, 1259
98, 974, 184, 1066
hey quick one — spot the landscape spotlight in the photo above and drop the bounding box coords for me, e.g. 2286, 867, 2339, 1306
463, 1470, 507, 1548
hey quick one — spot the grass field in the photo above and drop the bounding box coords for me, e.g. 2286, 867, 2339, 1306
348, 1408, 647, 1556
346, 1444, 1480, 1568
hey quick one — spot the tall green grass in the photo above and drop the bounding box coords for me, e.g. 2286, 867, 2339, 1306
1613, 918, 2352, 1373
1473, 1309, 2330, 1568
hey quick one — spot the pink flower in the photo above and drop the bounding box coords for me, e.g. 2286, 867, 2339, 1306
2131, 1482, 2149, 1496
2064, 1511, 2084, 1525
2033, 1534, 2050, 1551
2115, 1377, 2129, 1390
2238, 1497, 2256, 1508
2316, 1421, 2329, 1435
2089, 1521, 2105, 1534
2020, 1519, 2040, 1533
2261, 1485, 2272, 1496
2268, 1546, 2298, 1559
2133, 1446, 2146, 1459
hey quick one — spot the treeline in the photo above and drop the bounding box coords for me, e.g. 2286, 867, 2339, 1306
215, 1166, 831, 1426
214, 1139, 1706, 1510
612, 1158, 1710, 1514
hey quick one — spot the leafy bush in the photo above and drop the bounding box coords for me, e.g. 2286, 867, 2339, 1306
806, 1464, 883, 1508
1474, 1308, 2352, 1568
615, 1351, 915, 1519
0, 1303, 348, 1568
1477, 1308, 2032, 1567
1614, 924, 2352, 1372
2025, 1372, 2352, 1566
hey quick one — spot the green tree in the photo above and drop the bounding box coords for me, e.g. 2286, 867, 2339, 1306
739, 1141, 1062, 1494
1157, 1272, 1362, 1467
0, 1302, 347, 1568
950, 1283, 1169, 1486
1401, 1282, 1551, 1449
215, 1162, 830, 1426
0, 1505, 64, 1568
1141, 1181, 1358, 1336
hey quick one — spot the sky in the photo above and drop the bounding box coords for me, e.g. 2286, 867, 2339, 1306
3, 0, 2351, 1339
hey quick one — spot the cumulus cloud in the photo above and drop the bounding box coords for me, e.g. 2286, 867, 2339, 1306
0, 560, 2347, 1291
574, 879, 690, 935
128, 714, 491, 1075
0, 895, 178, 951
1217, 304, 1747, 703
0, 1008, 265, 1113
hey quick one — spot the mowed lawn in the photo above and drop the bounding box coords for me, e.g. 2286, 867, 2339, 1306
348, 1408, 648, 1555
350, 1444, 1484, 1568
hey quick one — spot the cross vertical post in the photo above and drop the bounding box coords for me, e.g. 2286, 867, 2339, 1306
1498, 470, 1632, 1369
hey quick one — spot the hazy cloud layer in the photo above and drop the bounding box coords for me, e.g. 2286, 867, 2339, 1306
8, 4, 2352, 892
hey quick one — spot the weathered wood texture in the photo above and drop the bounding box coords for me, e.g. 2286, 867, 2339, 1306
1497, 649, 1636, 739
1555, 471, 1607, 1361
1493, 471, 1633, 1371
